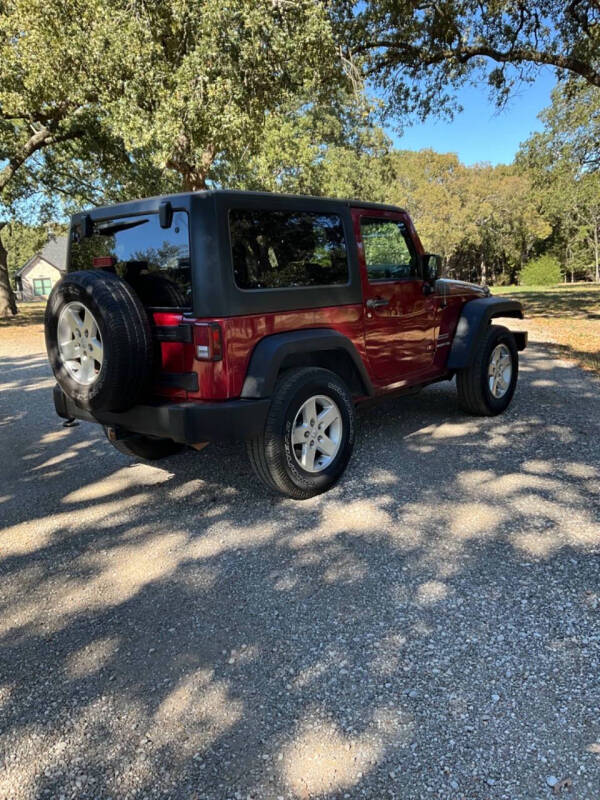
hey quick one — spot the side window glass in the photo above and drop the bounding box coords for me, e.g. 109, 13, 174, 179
360, 218, 417, 282
229, 209, 349, 290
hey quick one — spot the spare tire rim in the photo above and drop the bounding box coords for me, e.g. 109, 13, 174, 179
291, 394, 342, 473
57, 301, 103, 386
488, 343, 512, 398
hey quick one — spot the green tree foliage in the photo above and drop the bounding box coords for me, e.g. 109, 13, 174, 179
519, 254, 562, 286
106, 0, 347, 192
0, 0, 353, 315
4, 0, 597, 314
311, 127, 394, 201
518, 80, 600, 282
227, 93, 387, 196
454, 164, 551, 285
521, 80, 600, 174
0, 0, 162, 314
387, 150, 467, 262
3, 222, 48, 283
340, 1, 600, 119
346, 150, 549, 286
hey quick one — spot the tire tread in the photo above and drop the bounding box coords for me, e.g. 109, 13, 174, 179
456, 324, 517, 416
45, 270, 154, 412
247, 367, 355, 500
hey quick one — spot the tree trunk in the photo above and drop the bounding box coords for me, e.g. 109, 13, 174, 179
183, 172, 208, 191
167, 143, 214, 192
0, 226, 17, 317
594, 218, 599, 283
480, 254, 487, 285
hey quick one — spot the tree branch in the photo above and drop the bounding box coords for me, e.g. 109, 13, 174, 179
0, 126, 85, 194
359, 39, 600, 88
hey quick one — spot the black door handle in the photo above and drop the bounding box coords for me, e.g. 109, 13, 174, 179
366, 297, 389, 309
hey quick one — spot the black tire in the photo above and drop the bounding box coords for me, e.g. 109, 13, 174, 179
247, 367, 356, 500
103, 427, 183, 460
456, 324, 518, 416
127, 272, 186, 308
45, 270, 154, 412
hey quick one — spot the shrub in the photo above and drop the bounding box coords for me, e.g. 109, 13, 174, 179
519, 255, 562, 286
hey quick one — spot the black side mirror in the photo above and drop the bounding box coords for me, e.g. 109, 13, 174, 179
159, 200, 173, 229
423, 253, 442, 282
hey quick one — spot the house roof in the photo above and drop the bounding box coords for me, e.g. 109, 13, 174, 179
15, 254, 39, 277
15, 235, 69, 276
39, 235, 68, 270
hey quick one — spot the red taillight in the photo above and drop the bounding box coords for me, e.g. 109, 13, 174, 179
193, 322, 222, 361
93, 256, 116, 269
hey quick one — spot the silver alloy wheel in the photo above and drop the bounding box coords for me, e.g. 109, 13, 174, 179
291, 394, 342, 473
488, 343, 512, 399
57, 301, 103, 386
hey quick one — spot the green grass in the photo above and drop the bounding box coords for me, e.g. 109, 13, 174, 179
493, 283, 600, 319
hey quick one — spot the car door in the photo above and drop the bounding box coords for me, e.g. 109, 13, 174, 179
353, 209, 438, 384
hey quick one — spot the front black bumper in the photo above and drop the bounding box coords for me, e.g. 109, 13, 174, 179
53, 384, 270, 443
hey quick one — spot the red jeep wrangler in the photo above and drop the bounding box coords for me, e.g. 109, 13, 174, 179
45, 190, 527, 499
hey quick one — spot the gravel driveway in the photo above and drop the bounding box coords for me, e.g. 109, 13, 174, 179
1, 326, 599, 800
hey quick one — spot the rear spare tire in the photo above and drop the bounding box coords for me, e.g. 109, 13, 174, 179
45, 270, 154, 412
127, 271, 186, 308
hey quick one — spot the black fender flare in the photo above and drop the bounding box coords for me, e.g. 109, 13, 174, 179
447, 297, 525, 369
241, 328, 374, 398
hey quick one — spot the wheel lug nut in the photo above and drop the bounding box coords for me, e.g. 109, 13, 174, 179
304, 431, 309, 438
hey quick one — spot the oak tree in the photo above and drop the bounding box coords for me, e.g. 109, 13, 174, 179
1, 0, 350, 314
340, 1, 600, 118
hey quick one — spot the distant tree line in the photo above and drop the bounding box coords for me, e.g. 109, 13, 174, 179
2, 1, 599, 313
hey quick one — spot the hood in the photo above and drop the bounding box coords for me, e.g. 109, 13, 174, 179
435, 278, 489, 298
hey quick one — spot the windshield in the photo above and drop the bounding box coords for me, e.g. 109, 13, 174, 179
69, 211, 191, 309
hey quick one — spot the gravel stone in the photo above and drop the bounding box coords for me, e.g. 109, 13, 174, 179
1, 328, 599, 799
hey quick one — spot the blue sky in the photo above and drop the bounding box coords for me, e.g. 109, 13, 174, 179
387, 68, 557, 166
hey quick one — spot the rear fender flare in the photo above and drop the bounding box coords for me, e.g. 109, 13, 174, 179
447, 297, 525, 369
241, 329, 374, 398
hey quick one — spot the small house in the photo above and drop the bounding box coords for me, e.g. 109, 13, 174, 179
14, 235, 68, 301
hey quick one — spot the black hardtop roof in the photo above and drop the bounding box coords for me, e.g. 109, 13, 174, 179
72, 189, 406, 222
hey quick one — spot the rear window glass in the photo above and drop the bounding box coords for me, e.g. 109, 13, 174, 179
69, 211, 191, 308
229, 209, 349, 290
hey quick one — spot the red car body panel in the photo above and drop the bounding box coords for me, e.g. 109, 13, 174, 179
151, 207, 486, 403
152, 305, 366, 401
351, 206, 439, 386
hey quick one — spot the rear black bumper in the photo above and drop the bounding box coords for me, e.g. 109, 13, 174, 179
53, 384, 270, 443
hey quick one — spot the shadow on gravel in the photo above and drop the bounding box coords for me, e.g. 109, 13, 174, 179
0, 347, 599, 799
0, 307, 45, 328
